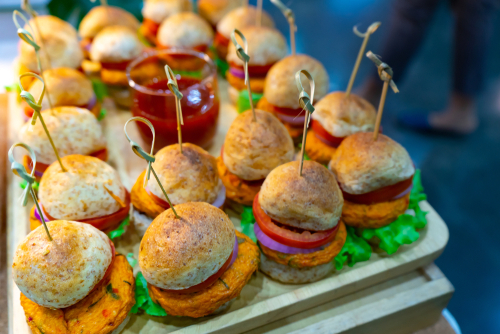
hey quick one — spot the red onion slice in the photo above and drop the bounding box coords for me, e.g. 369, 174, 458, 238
211, 184, 226, 209
391, 184, 413, 200
227, 236, 239, 269
34, 204, 51, 223
229, 67, 246, 79
314, 131, 341, 148
275, 112, 306, 126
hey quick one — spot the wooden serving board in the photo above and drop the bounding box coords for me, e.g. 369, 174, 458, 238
7, 78, 450, 334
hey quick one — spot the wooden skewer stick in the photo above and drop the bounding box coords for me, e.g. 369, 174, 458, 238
124, 117, 180, 219
20, 1, 53, 70
271, 0, 296, 56
366, 51, 399, 140
165, 65, 185, 154
9, 143, 52, 241
231, 29, 256, 121
256, 0, 263, 27
295, 69, 316, 177
345, 22, 381, 98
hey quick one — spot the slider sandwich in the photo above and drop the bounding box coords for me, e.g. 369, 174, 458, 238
198, 0, 245, 28
14, 220, 134, 334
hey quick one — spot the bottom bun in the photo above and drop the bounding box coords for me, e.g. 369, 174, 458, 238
259, 252, 333, 284
131, 207, 154, 237
228, 85, 239, 105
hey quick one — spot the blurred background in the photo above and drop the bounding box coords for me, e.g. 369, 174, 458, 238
0, 0, 499, 332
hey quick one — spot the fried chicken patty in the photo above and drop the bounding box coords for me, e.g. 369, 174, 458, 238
226, 71, 265, 93
304, 129, 338, 165
217, 157, 262, 206
131, 170, 166, 219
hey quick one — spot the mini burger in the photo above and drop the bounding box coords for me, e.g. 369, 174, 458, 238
198, 0, 245, 28
214, 6, 274, 63
254, 160, 346, 284
13, 220, 134, 334
29, 155, 130, 233
139, 202, 259, 318
305, 92, 376, 165
140, 0, 192, 45
226, 26, 287, 109
257, 54, 329, 142
19, 107, 107, 182
79, 5, 140, 58
89, 25, 145, 108
218, 109, 294, 209
22, 67, 101, 121
329, 132, 415, 229
131, 143, 224, 236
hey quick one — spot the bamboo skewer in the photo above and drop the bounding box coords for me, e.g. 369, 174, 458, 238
271, 0, 296, 56
165, 65, 185, 154
295, 69, 316, 176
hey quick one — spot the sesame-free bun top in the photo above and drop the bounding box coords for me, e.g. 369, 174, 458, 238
12, 220, 112, 309
223, 109, 294, 180
198, 0, 245, 26
19, 16, 83, 72
142, 0, 192, 24
79, 5, 140, 39
147, 143, 221, 205
217, 6, 274, 38
18, 107, 106, 165
27, 68, 94, 110
39, 155, 126, 220
264, 55, 329, 110
90, 26, 144, 63
139, 202, 235, 290
312, 92, 376, 137
227, 26, 287, 66
259, 161, 343, 231
157, 12, 214, 49
329, 132, 415, 195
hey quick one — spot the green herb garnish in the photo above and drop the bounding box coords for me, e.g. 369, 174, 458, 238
240, 205, 257, 242
237, 90, 263, 114
131, 272, 168, 316
106, 283, 120, 300
108, 216, 130, 240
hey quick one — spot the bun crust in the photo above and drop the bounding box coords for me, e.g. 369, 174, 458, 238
142, 0, 192, 24
39, 155, 126, 220
19, 107, 106, 165
79, 6, 140, 38
227, 26, 287, 66
223, 109, 294, 180
329, 132, 415, 194
198, 0, 245, 25
312, 92, 376, 137
259, 160, 343, 231
157, 12, 214, 48
265, 55, 329, 109
90, 26, 144, 63
12, 220, 112, 309
139, 202, 235, 290
147, 143, 221, 205
216, 6, 274, 38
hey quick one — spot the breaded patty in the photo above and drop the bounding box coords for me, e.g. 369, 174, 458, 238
304, 129, 337, 165
131, 170, 167, 219
217, 157, 262, 206
226, 71, 265, 93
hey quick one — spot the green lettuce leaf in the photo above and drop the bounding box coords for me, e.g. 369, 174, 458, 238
334, 225, 372, 270
20, 179, 39, 192
126, 253, 137, 268
173, 69, 203, 80
97, 108, 107, 121
108, 216, 130, 240
132, 272, 168, 316
240, 205, 257, 242
5, 82, 21, 94
209, 46, 229, 76
91, 78, 108, 102
360, 170, 428, 255
237, 90, 263, 114
137, 31, 154, 47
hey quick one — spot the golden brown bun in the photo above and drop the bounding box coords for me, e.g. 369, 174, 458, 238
259, 160, 343, 231
142, 0, 192, 24
217, 156, 262, 206
147, 143, 221, 205
139, 202, 235, 290
90, 26, 144, 63
223, 109, 294, 180
12, 220, 112, 309
28, 68, 94, 110
157, 12, 214, 49
329, 132, 415, 194
78, 5, 140, 39
198, 0, 245, 25
227, 26, 287, 66
312, 92, 376, 137
19, 16, 83, 72
264, 54, 329, 109
39, 155, 126, 220
216, 6, 274, 38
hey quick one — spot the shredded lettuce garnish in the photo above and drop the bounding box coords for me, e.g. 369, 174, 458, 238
20, 179, 39, 192
126, 253, 137, 268
131, 272, 168, 316
334, 225, 372, 270
237, 90, 263, 114
97, 108, 107, 121
172, 69, 203, 80
108, 216, 130, 240
91, 78, 108, 102
240, 205, 257, 242
4, 82, 21, 94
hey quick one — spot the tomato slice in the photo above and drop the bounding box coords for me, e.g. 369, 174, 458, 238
100, 60, 131, 71
228, 62, 274, 77
143, 18, 160, 36
252, 194, 339, 249
214, 31, 229, 47
341, 177, 413, 205
311, 120, 345, 148
271, 104, 303, 117
89, 240, 116, 294
145, 186, 171, 210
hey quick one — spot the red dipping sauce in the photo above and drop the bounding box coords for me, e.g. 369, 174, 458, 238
127, 49, 219, 151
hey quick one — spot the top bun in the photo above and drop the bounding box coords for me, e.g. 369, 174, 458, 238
198, 0, 245, 26
90, 26, 144, 63
223, 109, 294, 180
142, 0, 192, 24
39, 155, 126, 220
28, 68, 94, 110
19, 107, 106, 165
157, 12, 214, 49
19, 16, 83, 72
227, 26, 287, 66
312, 92, 376, 137
217, 6, 274, 38
259, 161, 343, 231
264, 54, 329, 109
147, 143, 221, 205
139, 202, 235, 290
79, 5, 140, 39
329, 132, 415, 194
13, 220, 112, 309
